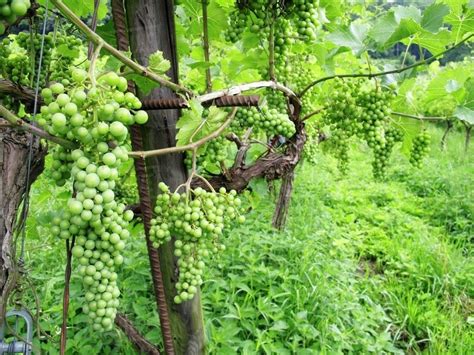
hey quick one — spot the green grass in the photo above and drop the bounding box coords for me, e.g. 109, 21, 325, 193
18, 126, 474, 353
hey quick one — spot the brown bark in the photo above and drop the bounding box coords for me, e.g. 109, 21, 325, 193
0, 128, 45, 322
115, 313, 161, 354
440, 120, 453, 151
465, 125, 472, 153
272, 169, 295, 229
125, 0, 205, 353
0, 79, 42, 111
192, 127, 306, 192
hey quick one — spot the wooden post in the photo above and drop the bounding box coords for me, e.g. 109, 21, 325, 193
0, 129, 44, 322
124, 0, 205, 353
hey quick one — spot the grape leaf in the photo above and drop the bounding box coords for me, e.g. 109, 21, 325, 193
455, 106, 474, 124
409, 29, 452, 55
125, 74, 160, 95
441, 0, 474, 39
369, 12, 398, 45
327, 22, 369, 54
421, 3, 450, 33
394, 5, 422, 24
395, 117, 423, 156
96, 20, 117, 48
148, 51, 171, 75
425, 65, 474, 103
176, 100, 204, 146
462, 77, 474, 109
445, 79, 462, 93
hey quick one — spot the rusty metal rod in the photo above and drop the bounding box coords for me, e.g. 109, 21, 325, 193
142, 95, 260, 110
111, 0, 175, 354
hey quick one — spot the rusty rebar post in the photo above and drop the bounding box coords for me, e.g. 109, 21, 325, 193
111, 0, 175, 353
142, 95, 260, 110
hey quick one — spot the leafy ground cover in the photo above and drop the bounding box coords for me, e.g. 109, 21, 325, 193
22, 125, 473, 353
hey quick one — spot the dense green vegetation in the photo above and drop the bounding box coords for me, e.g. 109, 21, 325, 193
0, 0, 473, 353
22, 125, 472, 353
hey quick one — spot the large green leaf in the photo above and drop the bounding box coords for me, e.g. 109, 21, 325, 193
327, 22, 369, 53
369, 9, 424, 49
394, 6, 422, 23
455, 106, 474, 124
385, 18, 422, 48
409, 29, 452, 54
56, 0, 108, 19
369, 12, 399, 45
424, 63, 474, 104
176, 100, 204, 146
327, 23, 369, 54
421, 3, 450, 33
393, 117, 423, 156
462, 77, 474, 109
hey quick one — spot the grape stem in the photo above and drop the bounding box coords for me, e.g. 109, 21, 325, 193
50, 0, 194, 96
301, 108, 324, 121
128, 108, 238, 159
89, 42, 103, 88
298, 33, 474, 98
391, 111, 449, 121
0, 105, 76, 148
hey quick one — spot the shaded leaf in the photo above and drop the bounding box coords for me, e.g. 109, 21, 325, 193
125, 73, 160, 95
421, 3, 450, 32
455, 106, 474, 124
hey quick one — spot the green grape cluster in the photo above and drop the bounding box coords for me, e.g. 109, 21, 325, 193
274, 18, 296, 76
409, 131, 431, 168
16, 32, 54, 87
0, 37, 30, 85
355, 87, 393, 147
265, 89, 287, 113
115, 177, 139, 206
49, 146, 135, 331
150, 183, 245, 304
36, 67, 149, 330
49, 145, 74, 185
38, 70, 147, 143
286, 60, 318, 115
355, 85, 397, 178
224, 9, 249, 43
323, 79, 360, 136
0, 0, 31, 35
423, 96, 456, 118
234, 106, 296, 138
287, 0, 320, 41
322, 79, 360, 173
303, 120, 320, 165
371, 126, 404, 179
50, 34, 84, 83
185, 135, 229, 169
